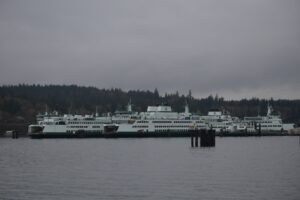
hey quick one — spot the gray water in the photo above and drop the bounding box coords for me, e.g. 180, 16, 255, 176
0, 137, 299, 200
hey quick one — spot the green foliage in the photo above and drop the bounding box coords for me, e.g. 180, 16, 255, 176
0, 98, 21, 114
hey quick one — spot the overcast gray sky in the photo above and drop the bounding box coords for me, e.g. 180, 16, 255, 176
0, 0, 299, 99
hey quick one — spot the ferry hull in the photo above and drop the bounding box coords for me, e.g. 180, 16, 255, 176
29, 130, 286, 138
29, 131, 197, 138
103, 131, 195, 138
29, 132, 103, 139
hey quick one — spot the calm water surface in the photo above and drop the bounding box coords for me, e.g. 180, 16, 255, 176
0, 137, 299, 200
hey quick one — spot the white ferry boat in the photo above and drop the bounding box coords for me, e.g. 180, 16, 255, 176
29, 103, 208, 138
103, 104, 208, 137
29, 102, 294, 138
29, 113, 111, 138
199, 109, 249, 133
243, 104, 295, 133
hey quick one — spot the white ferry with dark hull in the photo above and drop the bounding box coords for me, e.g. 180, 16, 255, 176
29, 113, 111, 138
103, 104, 208, 137
104, 120, 208, 138
242, 104, 295, 135
28, 103, 295, 138
199, 109, 250, 134
29, 104, 209, 138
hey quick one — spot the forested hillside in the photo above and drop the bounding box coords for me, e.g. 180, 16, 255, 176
0, 85, 299, 125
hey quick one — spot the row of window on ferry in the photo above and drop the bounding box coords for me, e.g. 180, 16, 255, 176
136, 120, 203, 124
66, 126, 102, 128
261, 125, 282, 128
68, 121, 106, 124
132, 125, 205, 128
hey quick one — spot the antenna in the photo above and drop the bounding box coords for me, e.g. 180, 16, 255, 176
45, 104, 48, 115
127, 98, 132, 112
95, 106, 99, 117
185, 100, 189, 114
267, 102, 272, 116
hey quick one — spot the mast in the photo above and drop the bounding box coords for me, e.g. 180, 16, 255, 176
127, 98, 132, 112
267, 102, 273, 116
185, 100, 189, 114
45, 104, 49, 116
95, 106, 99, 117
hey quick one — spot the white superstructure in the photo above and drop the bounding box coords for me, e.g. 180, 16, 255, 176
199, 109, 249, 133
111, 100, 140, 124
243, 104, 294, 132
29, 101, 295, 137
113, 104, 208, 135
29, 113, 111, 136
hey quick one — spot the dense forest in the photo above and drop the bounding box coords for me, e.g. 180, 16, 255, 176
0, 85, 300, 125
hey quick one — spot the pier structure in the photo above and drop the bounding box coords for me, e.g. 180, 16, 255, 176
8, 130, 18, 139
190, 129, 215, 147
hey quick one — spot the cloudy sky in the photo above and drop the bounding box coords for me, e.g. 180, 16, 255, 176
0, 0, 299, 99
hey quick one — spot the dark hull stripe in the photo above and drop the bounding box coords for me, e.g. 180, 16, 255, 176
29, 131, 286, 138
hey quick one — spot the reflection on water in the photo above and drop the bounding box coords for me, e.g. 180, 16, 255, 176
0, 137, 299, 200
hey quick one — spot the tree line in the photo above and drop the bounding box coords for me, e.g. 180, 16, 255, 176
0, 84, 299, 125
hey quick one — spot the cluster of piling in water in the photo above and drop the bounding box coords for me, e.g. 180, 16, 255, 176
11, 131, 19, 139
190, 129, 216, 147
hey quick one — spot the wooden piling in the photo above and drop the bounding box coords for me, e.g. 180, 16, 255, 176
190, 129, 215, 148
209, 129, 216, 146
11, 131, 18, 139
200, 129, 215, 147
195, 136, 198, 147
190, 130, 199, 148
